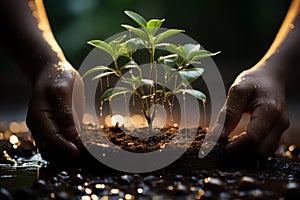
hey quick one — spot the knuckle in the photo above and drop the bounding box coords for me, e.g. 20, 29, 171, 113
267, 103, 281, 115
229, 84, 243, 94
229, 83, 249, 98
60, 103, 72, 113
58, 104, 73, 119
220, 105, 239, 125
48, 83, 72, 98
264, 100, 283, 116
263, 100, 290, 132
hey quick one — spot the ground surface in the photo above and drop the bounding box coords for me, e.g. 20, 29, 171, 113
1, 124, 300, 200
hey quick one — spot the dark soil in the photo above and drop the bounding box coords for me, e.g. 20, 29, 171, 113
1, 123, 300, 200
76, 124, 228, 171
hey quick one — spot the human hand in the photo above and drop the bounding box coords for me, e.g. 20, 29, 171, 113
213, 65, 289, 159
26, 62, 84, 162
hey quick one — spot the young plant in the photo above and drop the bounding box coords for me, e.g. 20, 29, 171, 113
83, 10, 220, 132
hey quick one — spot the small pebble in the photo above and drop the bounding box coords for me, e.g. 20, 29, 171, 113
251, 189, 263, 199
284, 182, 300, 199
120, 175, 133, 185
203, 177, 225, 193
32, 179, 46, 190
286, 182, 299, 189
174, 175, 184, 181
238, 176, 260, 191
143, 175, 161, 187
56, 191, 70, 200
174, 184, 188, 195
189, 176, 199, 185
58, 171, 69, 180
71, 173, 85, 185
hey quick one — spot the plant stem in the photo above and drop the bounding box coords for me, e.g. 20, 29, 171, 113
113, 59, 122, 76
202, 100, 207, 128
183, 90, 186, 129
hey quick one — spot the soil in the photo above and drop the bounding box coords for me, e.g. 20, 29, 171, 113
76, 124, 228, 171
1, 123, 300, 200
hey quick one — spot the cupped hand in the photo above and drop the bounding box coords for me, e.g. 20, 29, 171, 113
213, 65, 290, 159
26, 62, 84, 162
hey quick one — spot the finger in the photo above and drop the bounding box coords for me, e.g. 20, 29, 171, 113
29, 108, 80, 159
257, 114, 289, 158
224, 104, 278, 156
224, 131, 262, 156
225, 125, 282, 159
212, 84, 252, 139
26, 114, 47, 156
256, 127, 282, 158
49, 83, 79, 142
40, 111, 80, 159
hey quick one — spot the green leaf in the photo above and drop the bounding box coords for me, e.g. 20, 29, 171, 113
184, 44, 200, 56
117, 42, 128, 56
176, 89, 206, 102
92, 71, 118, 80
147, 19, 165, 28
121, 77, 141, 88
158, 54, 178, 68
109, 35, 126, 50
190, 51, 221, 61
146, 19, 165, 35
126, 37, 144, 46
121, 24, 148, 41
165, 44, 187, 60
165, 43, 179, 54
140, 79, 154, 87
82, 66, 115, 78
100, 87, 132, 102
178, 68, 204, 86
155, 42, 170, 47
177, 45, 188, 59
120, 61, 139, 70
87, 40, 113, 56
123, 77, 154, 90
125, 38, 144, 53
112, 35, 127, 43
140, 78, 155, 91
124, 10, 147, 28
154, 29, 184, 45
189, 61, 202, 65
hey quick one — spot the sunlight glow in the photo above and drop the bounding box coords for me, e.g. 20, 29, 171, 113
9, 135, 19, 144
111, 115, 124, 127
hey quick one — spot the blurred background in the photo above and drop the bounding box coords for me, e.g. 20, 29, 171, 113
0, 0, 298, 145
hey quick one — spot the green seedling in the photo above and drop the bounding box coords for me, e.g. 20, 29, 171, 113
83, 10, 220, 132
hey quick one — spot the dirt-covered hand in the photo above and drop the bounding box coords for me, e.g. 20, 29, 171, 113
26, 62, 84, 162
213, 66, 289, 158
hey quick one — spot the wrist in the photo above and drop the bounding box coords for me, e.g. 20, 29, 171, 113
255, 51, 292, 84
